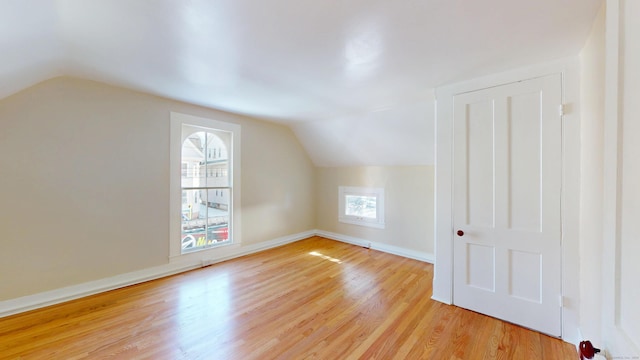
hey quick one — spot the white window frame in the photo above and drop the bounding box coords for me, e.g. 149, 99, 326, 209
169, 112, 241, 261
338, 186, 385, 229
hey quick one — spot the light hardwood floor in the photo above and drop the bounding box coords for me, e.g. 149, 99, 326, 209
0, 237, 577, 359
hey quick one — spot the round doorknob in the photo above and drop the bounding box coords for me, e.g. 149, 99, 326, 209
456, 230, 464, 237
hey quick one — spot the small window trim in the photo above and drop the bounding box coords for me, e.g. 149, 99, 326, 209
169, 112, 241, 261
338, 186, 385, 229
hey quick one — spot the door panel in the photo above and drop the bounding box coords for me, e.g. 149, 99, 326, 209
467, 100, 495, 228
453, 74, 562, 337
467, 243, 495, 291
509, 249, 541, 302
509, 92, 541, 231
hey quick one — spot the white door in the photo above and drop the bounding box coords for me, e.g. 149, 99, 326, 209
452, 74, 562, 337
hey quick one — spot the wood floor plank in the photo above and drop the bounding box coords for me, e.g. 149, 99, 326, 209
0, 237, 577, 359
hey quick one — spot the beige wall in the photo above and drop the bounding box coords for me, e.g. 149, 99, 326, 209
578, 2, 605, 345
0, 77, 315, 300
316, 166, 434, 255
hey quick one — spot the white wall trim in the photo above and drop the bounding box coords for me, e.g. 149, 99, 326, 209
0, 230, 315, 319
169, 111, 243, 259
0, 262, 200, 319
315, 230, 434, 263
602, 1, 640, 357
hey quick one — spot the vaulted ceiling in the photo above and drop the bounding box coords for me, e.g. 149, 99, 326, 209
1, 0, 602, 165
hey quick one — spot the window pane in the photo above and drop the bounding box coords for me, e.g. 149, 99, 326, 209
205, 162, 229, 188
345, 195, 377, 219
182, 132, 206, 188
206, 188, 230, 244
181, 189, 230, 252
205, 132, 229, 188
181, 189, 206, 251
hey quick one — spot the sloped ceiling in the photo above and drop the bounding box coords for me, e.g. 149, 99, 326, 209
1, 0, 602, 166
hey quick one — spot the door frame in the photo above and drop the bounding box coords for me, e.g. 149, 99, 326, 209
602, 0, 640, 355
433, 58, 581, 343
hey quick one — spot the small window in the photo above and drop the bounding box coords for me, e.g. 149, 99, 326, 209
338, 186, 385, 229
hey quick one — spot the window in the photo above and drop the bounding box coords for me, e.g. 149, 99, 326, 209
338, 186, 385, 229
170, 112, 241, 259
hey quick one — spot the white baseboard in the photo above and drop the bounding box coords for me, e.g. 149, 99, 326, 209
0, 262, 200, 319
314, 230, 434, 263
572, 329, 584, 356
430, 295, 453, 305
0, 229, 431, 318
0, 230, 315, 319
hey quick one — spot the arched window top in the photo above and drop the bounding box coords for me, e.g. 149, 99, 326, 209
182, 131, 229, 162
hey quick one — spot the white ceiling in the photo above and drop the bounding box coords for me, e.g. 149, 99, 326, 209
1, 0, 602, 165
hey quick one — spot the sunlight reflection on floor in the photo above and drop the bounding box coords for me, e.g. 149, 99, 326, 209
309, 251, 343, 264
175, 272, 237, 357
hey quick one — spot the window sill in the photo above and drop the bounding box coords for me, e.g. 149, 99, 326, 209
339, 217, 385, 229
169, 242, 241, 264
